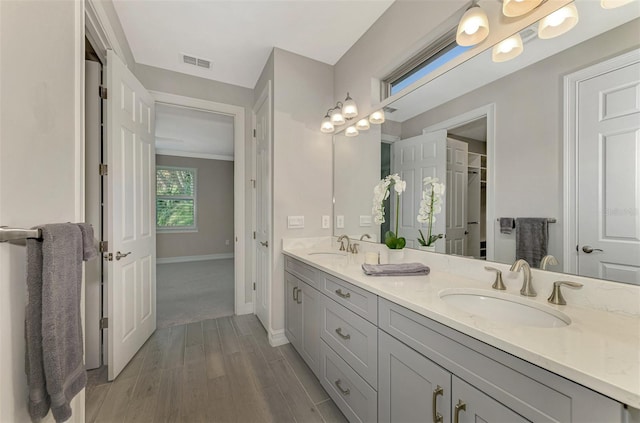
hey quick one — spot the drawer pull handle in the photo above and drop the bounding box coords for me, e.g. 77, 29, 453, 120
432, 385, 444, 423
292, 287, 298, 301
334, 379, 350, 396
453, 399, 466, 423
335, 327, 351, 340
335, 289, 351, 299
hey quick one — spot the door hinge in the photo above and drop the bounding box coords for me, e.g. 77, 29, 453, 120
99, 86, 108, 100
253, 129, 256, 138
99, 241, 108, 253
100, 317, 109, 330
253, 282, 256, 290
104, 252, 113, 261
253, 231, 256, 239
99, 163, 108, 176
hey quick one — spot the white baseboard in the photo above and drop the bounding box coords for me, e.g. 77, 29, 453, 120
235, 302, 254, 315
157, 253, 234, 264
268, 329, 289, 347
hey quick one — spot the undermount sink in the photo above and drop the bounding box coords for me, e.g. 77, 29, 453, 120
439, 288, 571, 328
308, 251, 347, 257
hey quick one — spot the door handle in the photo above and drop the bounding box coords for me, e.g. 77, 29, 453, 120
260, 241, 269, 248
582, 245, 603, 254
115, 251, 131, 260
453, 399, 466, 423
432, 385, 444, 423
293, 287, 299, 302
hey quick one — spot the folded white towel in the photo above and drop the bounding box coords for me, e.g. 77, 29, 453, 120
362, 262, 430, 276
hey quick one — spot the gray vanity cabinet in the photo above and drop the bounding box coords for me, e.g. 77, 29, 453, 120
451, 376, 529, 423
284, 271, 321, 375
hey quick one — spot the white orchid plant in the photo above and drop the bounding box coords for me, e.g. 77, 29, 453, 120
417, 176, 446, 247
372, 173, 407, 249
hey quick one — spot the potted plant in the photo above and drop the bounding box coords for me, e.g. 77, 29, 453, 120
373, 173, 407, 262
417, 176, 445, 252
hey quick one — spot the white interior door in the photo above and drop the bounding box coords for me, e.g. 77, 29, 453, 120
577, 59, 640, 285
106, 50, 156, 380
446, 138, 468, 255
392, 130, 447, 251
254, 82, 272, 329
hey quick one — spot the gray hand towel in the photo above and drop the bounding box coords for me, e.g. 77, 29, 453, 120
26, 223, 96, 423
362, 262, 430, 276
500, 217, 515, 234
515, 218, 548, 268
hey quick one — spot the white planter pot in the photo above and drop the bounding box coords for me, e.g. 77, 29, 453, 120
387, 248, 405, 264
419, 245, 436, 253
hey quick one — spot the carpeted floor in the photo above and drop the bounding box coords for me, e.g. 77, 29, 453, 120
156, 259, 234, 328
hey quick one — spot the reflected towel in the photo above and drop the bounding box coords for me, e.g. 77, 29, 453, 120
515, 218, 548, 268
362, 262, 430, 276
26, 223, 97, 423
500, 217, 515, 234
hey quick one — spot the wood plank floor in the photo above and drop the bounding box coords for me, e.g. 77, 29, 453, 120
86, 314, 347, 423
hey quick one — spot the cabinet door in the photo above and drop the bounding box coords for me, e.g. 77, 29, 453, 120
378, 331, 451, 423
299, 281, 321, 375
284, 272, 301, 350
451, 376, 530, 423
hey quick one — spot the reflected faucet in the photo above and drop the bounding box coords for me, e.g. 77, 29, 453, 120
360, 234, 371, 241
337, 235, 351, 252
540, 255, 559, 270
510, 259, 536, 297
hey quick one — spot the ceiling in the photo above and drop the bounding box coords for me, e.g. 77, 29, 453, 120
113, 0, 395, 88
155, 104, 235, 159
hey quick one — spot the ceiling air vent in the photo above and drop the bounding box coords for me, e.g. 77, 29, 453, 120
383, 106, 398, 114
181, 53, 212, 70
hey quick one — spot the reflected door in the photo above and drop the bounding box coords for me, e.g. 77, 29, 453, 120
446, 138, 468, 255
577, 59, 640, 285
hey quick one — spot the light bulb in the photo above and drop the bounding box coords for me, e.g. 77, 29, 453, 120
538, 3, 579, 40
456, 5, 490, 46
502, 0, 543, 17
320, 115, 334, 133
330, 108, 345, 125
345, 126, 359, 137
492, 34, 524, 63
369, 110, 385, 124
342, 93, 358, 119
355, 118, 370, 131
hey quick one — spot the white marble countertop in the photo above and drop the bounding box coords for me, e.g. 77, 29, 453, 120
282, 246, 640, 409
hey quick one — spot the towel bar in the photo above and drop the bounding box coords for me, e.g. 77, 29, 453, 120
0, 226, 42, 242
496, 218, 556, 223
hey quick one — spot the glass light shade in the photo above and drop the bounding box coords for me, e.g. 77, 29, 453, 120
369, 110, 385, 124
345, 126, 359, 137
456, 6, 490, 46
502, 0, 544, 17
342, 94, 358, 119
320, 115, 335, 133
538, 3, 579, 40
492, 34, 524, 63
355, 118, 370, 131
601, 0, 633, 8
330, 108, 346, 125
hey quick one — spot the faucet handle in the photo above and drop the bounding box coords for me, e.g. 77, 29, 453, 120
484, 266, 506, 290
547, 281, 583, 305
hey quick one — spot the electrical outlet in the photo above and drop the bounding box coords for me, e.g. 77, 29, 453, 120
336, 215, 345, 229
287, 215, 305, 229
322, 215, 330, 229
225, 239, 230, 245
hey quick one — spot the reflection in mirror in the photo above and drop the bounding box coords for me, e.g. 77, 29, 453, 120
333, 0, 640, 284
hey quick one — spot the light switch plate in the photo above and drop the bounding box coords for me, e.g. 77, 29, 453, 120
359, 215, 372, 227
287, 216, 305, 229
336, 215, 345, 229
322, 215, 330, 229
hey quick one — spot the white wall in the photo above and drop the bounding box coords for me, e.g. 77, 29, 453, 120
0, 1, 84, 421
270, 48, 334, 337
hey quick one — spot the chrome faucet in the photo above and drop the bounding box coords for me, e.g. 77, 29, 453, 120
337, 235, 351, 252
510, 259, 536, 297
540, 255, 559, 270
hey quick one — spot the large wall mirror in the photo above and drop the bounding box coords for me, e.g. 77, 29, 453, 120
333, 0, 640, 284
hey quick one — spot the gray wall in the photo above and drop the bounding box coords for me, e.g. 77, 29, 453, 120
400, 20, 640, 266
156, 155, 234, 259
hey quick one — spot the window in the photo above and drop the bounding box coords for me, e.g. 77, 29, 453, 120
382, 29, 472, 99
156, 166, 197, 231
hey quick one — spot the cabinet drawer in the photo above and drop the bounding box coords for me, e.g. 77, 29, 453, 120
321, 273, 377, 324
320, 340, 377, 423
285, 256, 320, 289
320, 296, 377, 387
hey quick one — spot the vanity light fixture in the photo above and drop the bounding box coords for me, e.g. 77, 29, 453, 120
330, 107, 346, 125
320, 113, 335, 133
355, 118, 370, 131
345, 125, 359, 137
456, 4, 490, 46
369, 109, 386, 124
601, 0, 633, 8
342, 93, 358, 119
538, 3, 579, 40
492, 33, 524, 62
320, 92, 360, 132
502, 0, 544, 17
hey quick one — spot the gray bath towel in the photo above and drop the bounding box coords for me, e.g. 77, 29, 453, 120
26, 223, 97, 422
515, 218, 548, 268
362, 262, 430, 276
500, 217, 515, 234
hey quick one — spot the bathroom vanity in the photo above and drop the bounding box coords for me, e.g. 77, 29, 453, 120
282, 244, 639, 423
